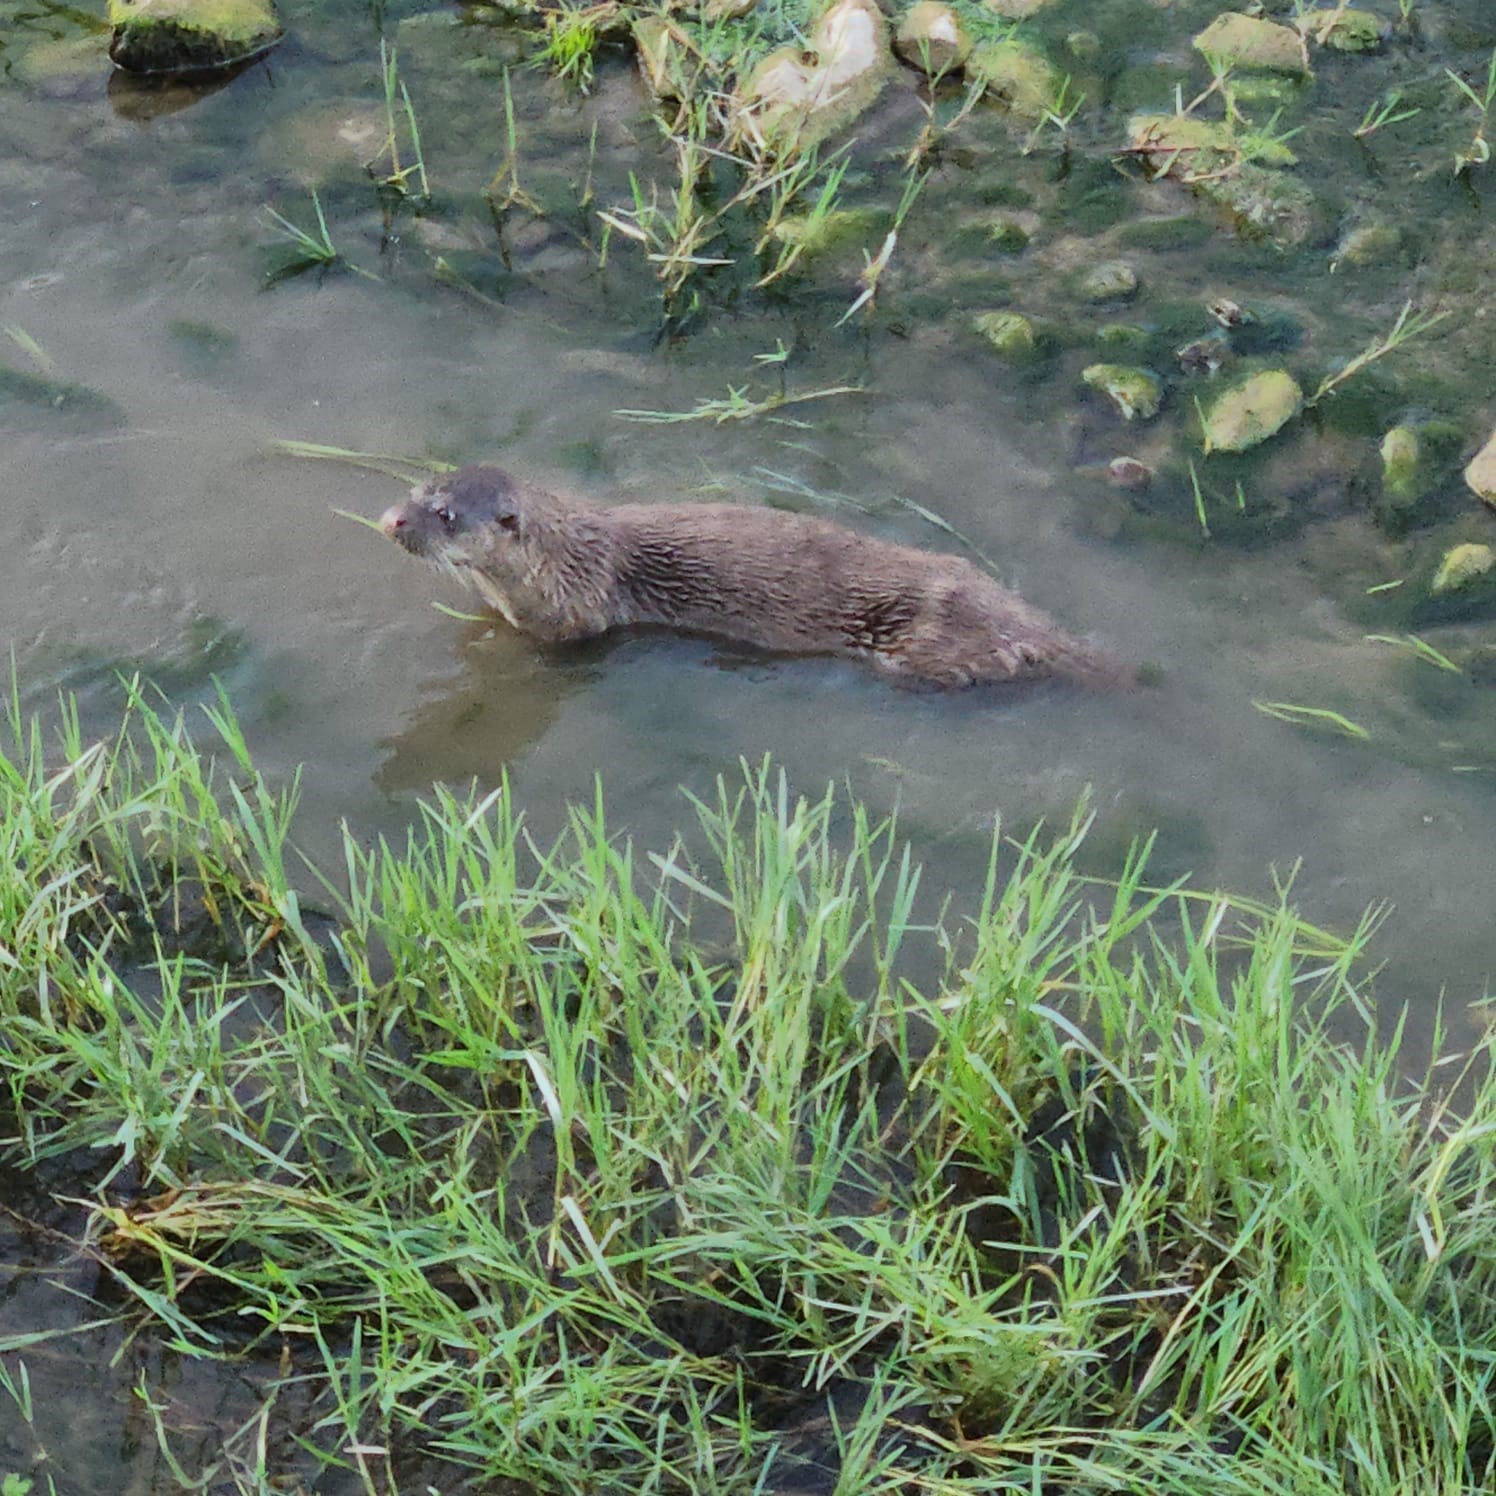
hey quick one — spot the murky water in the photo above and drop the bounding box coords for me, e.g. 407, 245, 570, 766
3, 0, 1495, 1484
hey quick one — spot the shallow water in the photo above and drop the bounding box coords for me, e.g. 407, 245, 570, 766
3, 0, 1496, 1484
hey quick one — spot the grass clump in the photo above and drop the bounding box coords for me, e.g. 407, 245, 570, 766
2, 687, 1496, 1491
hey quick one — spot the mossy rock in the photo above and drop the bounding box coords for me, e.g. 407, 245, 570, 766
1192, 12, 1309, 75
1380, 425, 1421, 503
983, 0, 1057, 16
1197, 162, 1323, 249
1115, 215, 1214, 252
973, 310, 1040, 361
967, 36, 1058, 121
107, 0, 282, 74
1200, 369, 1302, 453
1466, 430, 1496, 509
1127, 111, 1297, 171
1296, 7, 1386, 51
1082, 364, 1162, 421
1331, 218, 1403, 269
1431, 543, 1495, 597
894, 1, 971, 75
1372, 420, 1463, 533
1078, 260, 1138, 303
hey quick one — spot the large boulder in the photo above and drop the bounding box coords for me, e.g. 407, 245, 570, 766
108, 0, 282, 74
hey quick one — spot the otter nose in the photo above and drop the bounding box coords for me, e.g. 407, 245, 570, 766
379, 505, 407, 537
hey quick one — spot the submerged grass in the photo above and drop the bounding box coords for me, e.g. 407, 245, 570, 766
2, 686, 1496, 1491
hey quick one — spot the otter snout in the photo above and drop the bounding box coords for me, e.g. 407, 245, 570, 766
380, 500, 428, 555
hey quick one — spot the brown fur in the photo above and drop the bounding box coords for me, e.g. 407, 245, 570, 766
380, 465, 1128, 689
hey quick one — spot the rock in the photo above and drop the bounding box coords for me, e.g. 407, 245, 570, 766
1331, 218, 1402, 270
1082, 364, 1162, 421
1431, 543, 1496, 596
1296, 7, 1387, 51
966, 36, 1058, 120
1465, 430, 1496, 507
974, 310, 1039, 361
1200, 369, 1302, 452
894, 1, 971, 75
107, 0, 282, 74
769, 206, 879, 253
1106, 455, 1153, 490
1079, 260, 1139, 303
984, 0, 1057, 15
739, 0, 891, 149
1177, 332, 1230, 376
1198, 163, 1322, 249
1206, 297, 1253, 328
987, 212, 1033, 251
1192, 12, 1310, 75
1096, 323, 1149, 352
1380, 426, 1421, 504
1127, 112, 1296, 172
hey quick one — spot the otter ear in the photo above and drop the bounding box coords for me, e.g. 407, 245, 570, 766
497, 508, 520, 533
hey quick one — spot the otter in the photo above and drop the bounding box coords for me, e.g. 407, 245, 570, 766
379, 465, 1127, 689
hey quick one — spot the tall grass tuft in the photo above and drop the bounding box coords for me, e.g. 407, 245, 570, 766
2, 686, 1495, 1492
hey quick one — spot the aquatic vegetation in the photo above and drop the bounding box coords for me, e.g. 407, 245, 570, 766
260, 189, 348, 282
1252, 699, 1371, 738
536, 2, 602, 93
371, 40, 430, 203
613, 375, 863, 425
1353, 88, 1420, 138
1365, 633, 1462, 672
1446, 47, 1496, 174
1305, 300, 1449, 408
4, 690, 1496, 1490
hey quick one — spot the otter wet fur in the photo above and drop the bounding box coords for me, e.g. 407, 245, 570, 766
380, 465, 1129, 690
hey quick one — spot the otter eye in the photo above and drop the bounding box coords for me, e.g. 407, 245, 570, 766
435, 506, 455, 529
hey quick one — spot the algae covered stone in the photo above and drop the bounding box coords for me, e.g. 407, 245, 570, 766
1296, 7, 1386, 51
1201, 369, 1301, 452
983, 0, 1057, 16
974, 310, 1039, 361
1082, 364, 1162, 421
1127, 112, 1296, 173
1465, 430, 1496, 508
966, 36, 1058, 120
894, 2, 971, 76
1079, 260, 1138, 303
108, 0, 282, 74
1331, 218, 1402, 270
1193, 12, 1309, 75
1380, 426, 1421, 504
1431, 543, 1496, 596
1199, 163, 1322, 249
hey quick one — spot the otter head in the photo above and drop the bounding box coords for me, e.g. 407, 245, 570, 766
380, 465, 525, 567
